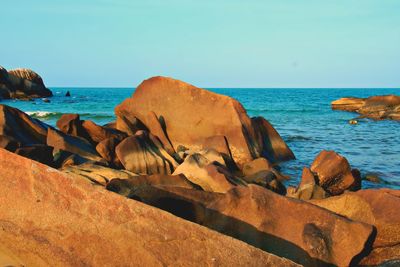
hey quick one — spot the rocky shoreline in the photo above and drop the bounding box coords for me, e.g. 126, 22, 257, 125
332, 95, 400, 121
0, 74, 399, 266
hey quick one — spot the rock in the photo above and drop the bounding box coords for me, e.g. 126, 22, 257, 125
172, 153, 241, 193
311, 189, 400, 265
0, 104, 50, 150
63, 162, 138, 186
115, 130, 178, 175
82, 120, 127, 144
53, 150, 90, 168
56, 114, 86, 137
96, 136, 124, 168
242, 157, 273, 177
310, 150, 361, 195
115, 76, 293, 167
120, 184, 374, 266
106, 174, 199, 197
332, 95, 400, 120
42, 98, 50, 103
0, 67, 52, 99
252, 117, 295, 163
65, 90, 71, 97
15, 144, 54, 166
115, 115, 148, 136
0, 148, 297, 267
46, 128, 103, 162
57, 114, 127, 145
287, 167, 328, 200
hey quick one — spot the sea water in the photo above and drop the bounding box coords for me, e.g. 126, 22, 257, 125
2, 88, 399, 189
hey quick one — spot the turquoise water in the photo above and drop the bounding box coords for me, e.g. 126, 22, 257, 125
2, 88, 399, 189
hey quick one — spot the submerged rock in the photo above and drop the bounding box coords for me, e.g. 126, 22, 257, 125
115, 76, 294, 167
0, 66, 52, 99
332, 95, 400, 120
0, 148, 297, 267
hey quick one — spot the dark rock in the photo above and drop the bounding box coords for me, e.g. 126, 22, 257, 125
15, 144, 54, 166
65, 91, 71, 97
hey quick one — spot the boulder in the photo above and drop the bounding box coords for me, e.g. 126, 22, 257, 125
15, 144, 54, 166
331, 95, 400, 120
106, 174, 199, 197
311, 189, 400, 265
115, 130, 178, 175
310, 150, 361, 195
115, 76, 293, 167
0, 66, 52, 99
56, 113, 86, 137
81, 120, 127, 144
0, 148, 297, 267
172, 153, 241, 193
96, 136, 124, 168
117, 184, 374, 266
46, 128, 103, 162
56, 114, 127, 145
0, 104, 50, 149
287, 167, 328, 200
62, 162, 138, 186
252, 117, 295, 163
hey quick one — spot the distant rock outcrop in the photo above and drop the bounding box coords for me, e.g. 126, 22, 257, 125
0, 66, 52, 99
331, 95, 400, 120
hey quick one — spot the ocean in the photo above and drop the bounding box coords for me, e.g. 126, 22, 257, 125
2, 87, 399, 189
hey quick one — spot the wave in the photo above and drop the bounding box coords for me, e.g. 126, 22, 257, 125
26, 111, 62, 119
26, 111, 114, 121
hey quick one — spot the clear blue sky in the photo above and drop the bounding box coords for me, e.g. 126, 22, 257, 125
1, 0, 399, 88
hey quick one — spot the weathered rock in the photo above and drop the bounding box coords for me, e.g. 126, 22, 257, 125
53, 150, 90, 168
81, 120, 127, 144
311, 189, 400, 265
119, 184, 374, 266
115, 130, 178, 175
0, 148, 298, 267
96, 136, 124, 168
310, 150, 361, 195
0, 104, 50, 149
15, 144, 54, 166
56, 114, 85, 136
287, 167, 328, 200
57, 114, 127, 145
46, 128, 103, 162
242, 157, 273, 176
172, 153, 241, 193
63, 162, 138, 186
331, 95, 400, 120
115, 115, 147, 136
115, 76, 293, 167
106, 174, 199, 197
252, 117, 295, 163
0, 66, 52, 99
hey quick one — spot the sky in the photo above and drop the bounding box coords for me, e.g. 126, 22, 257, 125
1, 0, 399, 88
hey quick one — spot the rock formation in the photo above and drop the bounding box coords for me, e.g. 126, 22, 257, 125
0, 66, 52, 99
0, 148, 297, 267
331, 95, 400, 120
311, 189, 400, 265
115, 76, 294, 167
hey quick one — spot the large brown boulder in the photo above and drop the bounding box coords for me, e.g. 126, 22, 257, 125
0, 148, 298, 267
287, 167, 328, 200
96, 136, 124, 168
115, 76, 294, 167
0, 66, 52, 99
119, 184, 374, 266
115, 130, 178, 175
331, 95, 400, 120
310, 150, 361, 195
311, 189, 400, 265
47, 128, 103, 162
0, 104, 50, 150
